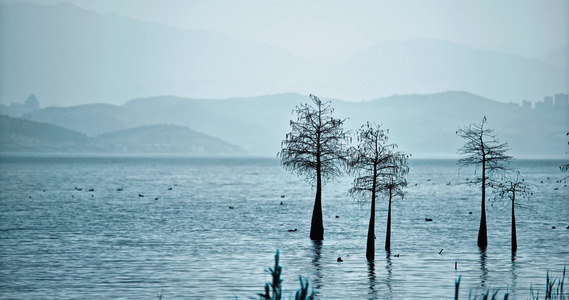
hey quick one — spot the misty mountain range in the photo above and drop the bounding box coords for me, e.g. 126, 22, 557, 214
6, 91, 568, 158
0, 115, 245, 155
0, 2, 567, 106
0, 3, 567, 158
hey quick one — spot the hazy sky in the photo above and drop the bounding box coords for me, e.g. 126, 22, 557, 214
2, 0, 568, 63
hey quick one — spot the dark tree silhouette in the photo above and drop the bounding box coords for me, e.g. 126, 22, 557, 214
491, 171, 533, 253
278, 94, 350, 240
561, 132, 569, 175
347, 123, 409, 260
457, 116, 512, 249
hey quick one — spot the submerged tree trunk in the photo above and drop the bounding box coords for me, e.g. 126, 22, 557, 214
511, 195, 517, 252
385, 187, 392, 252
367, 165, 378, 261
366, 191, 376, 261
478, 159, 488, 249
310, 162, 324, 240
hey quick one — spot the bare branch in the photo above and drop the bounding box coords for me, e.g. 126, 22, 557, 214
277, 94, 351, 186
346, 122, 410, 201
456, 117, 513, 183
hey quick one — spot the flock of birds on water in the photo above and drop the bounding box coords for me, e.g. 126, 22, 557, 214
27, 174, 568, 263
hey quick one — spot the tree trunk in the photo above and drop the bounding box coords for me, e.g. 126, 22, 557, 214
385, 187, 392, 252
310, 163, 324, 240
511, 195, 517, 253
367, 164, 378, 261
366, 190, 376, 261
478, 159, 488, 249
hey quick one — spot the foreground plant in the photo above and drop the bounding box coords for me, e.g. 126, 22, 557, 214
453, 266, 567, 299
257, 250, 315, 300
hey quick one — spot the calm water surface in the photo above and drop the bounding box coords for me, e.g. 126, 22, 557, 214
0, 155, 567, 299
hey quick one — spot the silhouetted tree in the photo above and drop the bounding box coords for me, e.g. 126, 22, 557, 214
491, 171, 533, 252
278, 94, 350, 240
457, 116, 512, 249
347, 123, 409, 260
561, 132, 569, 175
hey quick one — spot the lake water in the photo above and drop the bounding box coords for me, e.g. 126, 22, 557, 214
0, 155, 567, 299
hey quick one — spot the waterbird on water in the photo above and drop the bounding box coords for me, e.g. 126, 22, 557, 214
139, 194, 144, 197
337, 257, 343, 262
426, 218, 433, 222
288, 228, 297, 232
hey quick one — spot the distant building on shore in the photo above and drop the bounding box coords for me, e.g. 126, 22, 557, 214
0, 94, 40, 117
522, 100, 532, 109
533, 93, 568, 111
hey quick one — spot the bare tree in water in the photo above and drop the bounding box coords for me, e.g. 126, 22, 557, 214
457, 116, 512, 249
278, 94, 350, 240
491, 171, 533, 253
347, 122, 409, 260
561, 132, 569, 176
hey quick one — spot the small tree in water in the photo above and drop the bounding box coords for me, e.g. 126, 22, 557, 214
347, 122, 410, 260
491, 171, 533, 253
560, 132, 569, 176
457, 116, 512, 249
278, 94, 350, 240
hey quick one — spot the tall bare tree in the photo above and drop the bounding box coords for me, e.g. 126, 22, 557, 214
347, 123, 410, 260
457, 116, 512, 249
491, 171, 533, 252
278, 94, 350, 240
561, 132, 569, 175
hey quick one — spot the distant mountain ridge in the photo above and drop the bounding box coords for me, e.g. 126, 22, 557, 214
0, 114, 92, 152
0, 3, 566, 106
0, 2, 301, 106
97, 124, 245, 154
330, 39, 568, 102
0, 115, 245, 154
20, 91, 569, 158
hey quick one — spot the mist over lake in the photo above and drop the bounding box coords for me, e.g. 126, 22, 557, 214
0, 156, 567, 299
1, 1, 568, 299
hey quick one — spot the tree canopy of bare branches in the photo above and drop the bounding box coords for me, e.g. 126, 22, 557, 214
491, 171, 533, 252
277, 94, 350, 240
457, 116, 513, 249
561, 132, 569, 175
347, 122, 410, 260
